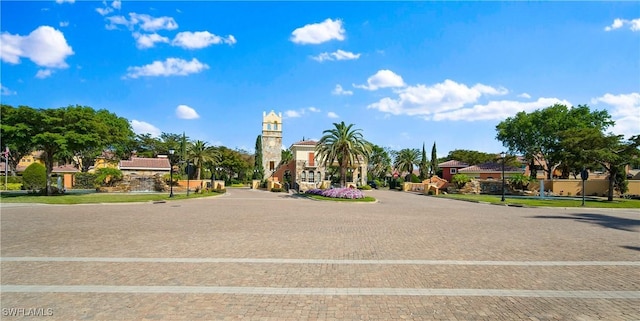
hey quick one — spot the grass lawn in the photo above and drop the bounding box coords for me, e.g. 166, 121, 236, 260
437, 194, 640, 208
0, 191, 224, 205
303, 194, 377, 203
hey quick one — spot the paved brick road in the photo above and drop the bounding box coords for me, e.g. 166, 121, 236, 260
1, 188, 639, 320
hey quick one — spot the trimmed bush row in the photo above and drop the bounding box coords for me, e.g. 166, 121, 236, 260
306, 187, 365, 199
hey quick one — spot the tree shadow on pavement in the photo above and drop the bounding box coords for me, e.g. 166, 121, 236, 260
529, 213, 640, 232
620, 245, 640, 252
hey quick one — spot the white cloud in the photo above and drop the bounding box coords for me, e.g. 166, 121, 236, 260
35, 69, 53, 79
518, 93, 531, 99
125, 58, 209, 78
591, 92, 640, 138
311, 49, 360, 62
175, 104, 200, 119
59, 21, 69, 27
604, 18, 640, 32
55, 0, 74, 4
0, 26, 74, 69
354, 69, 406, 91
111, 0, 121, 10
96, 7, 113, 16
284, 110, 302, 118
105, 13, 177, 31
1, 83, 16, 96
130, 120, 161, 137
131, 13, 178, 31
367, 79, 510, 118
431, 97, 571, 122
133, 32, 169, 49
308, 107, 320, 113
171, 31, 236, 49
291, 18, 345, 44
327, 112, 339, 118
332, 84, 353, 96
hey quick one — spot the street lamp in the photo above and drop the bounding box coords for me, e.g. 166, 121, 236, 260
168, 149, 175, 197
500, 151, 506, 202
186, 160, 191, 197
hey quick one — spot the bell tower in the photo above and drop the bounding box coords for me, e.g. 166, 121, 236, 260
261, 110, 282, 179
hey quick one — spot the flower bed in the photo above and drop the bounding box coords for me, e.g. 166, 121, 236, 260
306, 187, 365, 199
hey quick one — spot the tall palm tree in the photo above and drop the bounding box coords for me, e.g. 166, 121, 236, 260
280, 149, 293, 165
187, 140, 219, 179
316, 121, 371, 187
394, 148, 420, 181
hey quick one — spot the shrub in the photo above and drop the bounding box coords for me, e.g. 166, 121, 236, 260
271, 187, 283, 192
3, 176, 23, 184
212, 188, 226, 194
22, 163, 46, 191
0, 183, 23, 190
306, 187, 365, 199
358, 185, 372, 190
509, 173, 533, 190
374, 179, 383, 188
75, 172, 98, 189
451, 174, 471, 189
410, 173, 421, 183
95, 168, 123, 187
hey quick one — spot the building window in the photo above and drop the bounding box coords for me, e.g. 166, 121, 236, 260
269, 161, 275, 171
308, 171, 314, 183
450, 168, 457, 174
317, 171, 321, 181
301, 171, 306, 182
273, 121, 278, 130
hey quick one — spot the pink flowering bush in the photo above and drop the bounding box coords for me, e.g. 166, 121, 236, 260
306, 187, 365, 199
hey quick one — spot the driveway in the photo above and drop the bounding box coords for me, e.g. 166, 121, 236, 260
1, 188, 638, 320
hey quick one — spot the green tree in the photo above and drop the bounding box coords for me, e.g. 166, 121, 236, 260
451, 173, 471, 189
418, 143, 429, 180
0, 105, 39, 175
31, 105, 133, 195
367, 144, 392, 181
316, 121, 372, 187
430, 142, 438, 177
280, 149, 293, 165
496, 104, 613, 179
95, 168, 123, 187
394, 148, 419, 181
561, 128, 640, 201
253, 135, 264, 179
447, 149, 497, 166
187, 140, 220, 179
22, 162, 46, 191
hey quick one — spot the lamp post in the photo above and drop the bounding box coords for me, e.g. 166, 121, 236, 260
500, 151, 506, 202
169, 149, 175, 197
186, 160, 190, 197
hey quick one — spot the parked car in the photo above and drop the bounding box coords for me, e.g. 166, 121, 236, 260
367, 181, 378, 189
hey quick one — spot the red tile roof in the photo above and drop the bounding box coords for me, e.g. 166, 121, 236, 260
438, 160, 469, 168
291, 140, 318, 146
119, 157, 170, 170
458, 162, 522, 173
52, 164, 79, 173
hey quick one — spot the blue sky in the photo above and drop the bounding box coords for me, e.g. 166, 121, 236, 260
1, 1, 638, 157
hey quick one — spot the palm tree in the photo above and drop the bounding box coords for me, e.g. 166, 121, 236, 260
280, 149, 293, 165
316, 121, 371, 187
394, 148, 420, 181
187, 140, 220, 179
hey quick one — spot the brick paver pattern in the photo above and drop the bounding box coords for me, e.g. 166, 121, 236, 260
1, 188, 639, 320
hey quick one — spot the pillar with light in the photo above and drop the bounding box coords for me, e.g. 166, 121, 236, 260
500, 151, 506, 202
169, 149, 175, 197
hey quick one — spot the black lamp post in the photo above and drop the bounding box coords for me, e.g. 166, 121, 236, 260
169, 149, 175, 197
186, 160, 190, 197
500, 151, 506, 202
